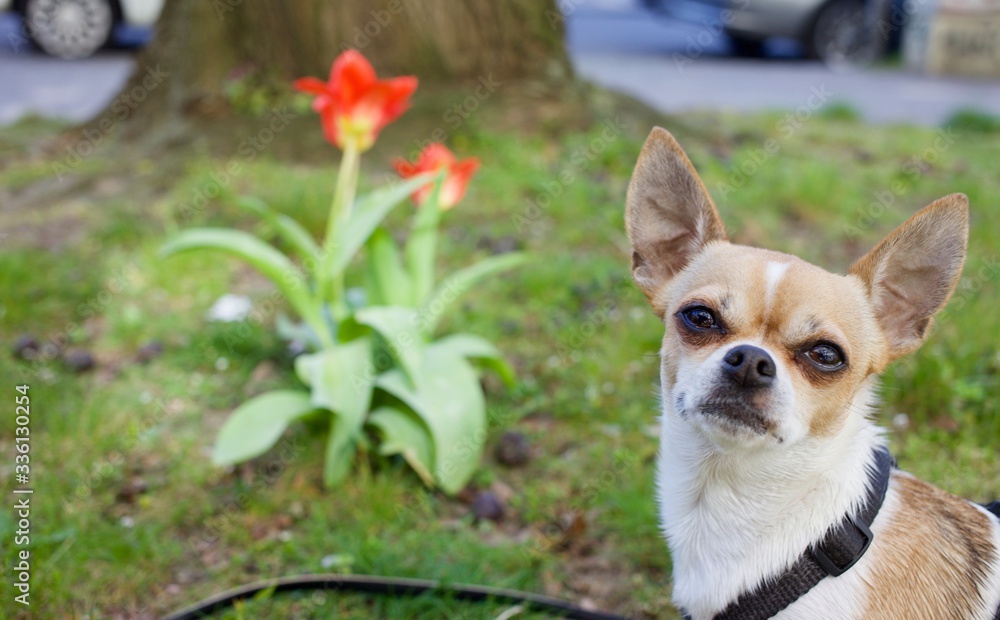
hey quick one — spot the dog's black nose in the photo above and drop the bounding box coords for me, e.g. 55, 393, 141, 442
722, 345, 776, 388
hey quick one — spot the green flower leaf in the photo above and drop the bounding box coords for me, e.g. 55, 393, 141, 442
375, 342, 485, 494
419, 252, 528, 336
355, 306, 424, 383
333, 172, 439, 275
404, 175, 444, 304
236, 196, 321, 262
295, 336, 374, 422
212, 390, 315, 466
323, 415, 357, 488
367, 406, 435, 487
433, 333, 516, 387
294, 337, 375, 486
159, 228, 320, 334
365, 228, 412, 306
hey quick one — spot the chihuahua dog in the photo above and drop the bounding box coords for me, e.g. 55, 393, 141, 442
625, 127, 1000, 620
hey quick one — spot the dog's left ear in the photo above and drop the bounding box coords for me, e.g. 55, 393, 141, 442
626, 127, 727, 317
850, 194, 969, 360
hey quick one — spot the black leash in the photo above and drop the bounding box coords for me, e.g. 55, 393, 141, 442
164, 453, 997, 620
160, 573, 632, 620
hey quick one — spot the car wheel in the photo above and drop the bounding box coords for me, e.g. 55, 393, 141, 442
808, 0, 873, 69
728, 34, 766, 58
23, 0, 115, 59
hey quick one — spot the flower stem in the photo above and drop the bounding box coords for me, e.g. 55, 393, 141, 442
405, 174, 444, 305
319, 142, 360, 322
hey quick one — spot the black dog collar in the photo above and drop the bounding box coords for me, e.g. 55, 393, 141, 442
682, 446, 895, 620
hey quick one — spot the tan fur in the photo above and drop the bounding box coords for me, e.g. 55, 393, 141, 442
849, 193, 969, 362
656, 241, 885, 440
625, 127, 727, 316
865, 473, 998, 619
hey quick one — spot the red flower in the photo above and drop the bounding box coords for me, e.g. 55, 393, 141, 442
295, 50, 417, 151
395, 144, 480, 210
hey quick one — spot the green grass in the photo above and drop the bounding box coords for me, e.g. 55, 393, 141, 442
1, 103, 998, 619
945, 108, 1000, 135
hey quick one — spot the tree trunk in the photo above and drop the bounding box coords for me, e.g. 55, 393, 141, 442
108, 0, 571, 134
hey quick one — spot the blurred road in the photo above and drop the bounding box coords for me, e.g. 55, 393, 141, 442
0, 14, 133, 124
1, 5, 999, 127
567, 7, 1000, 125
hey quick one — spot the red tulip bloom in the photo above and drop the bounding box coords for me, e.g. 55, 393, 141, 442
295, 50, 417, 152
395, 144, 480, 210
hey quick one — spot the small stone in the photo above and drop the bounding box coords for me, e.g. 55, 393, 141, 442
320, 553, 353, 570
931, 415, 960, 434
12, 334, 39, 360
245, 361, 277, 394
63, 349, 96, 373
491, 236, 520, 254
472, 490, 505, 523
477, 235, 521, 255
287, 340, 308, 357
136, 340, 164, 363
495, 431, 531, 468
116, 477, 149, 504
892, 413, 910, 431
490, 480, 516, 505
206, 294, 253, 323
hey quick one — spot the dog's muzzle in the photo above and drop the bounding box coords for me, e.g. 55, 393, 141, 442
690, 345, 779, 435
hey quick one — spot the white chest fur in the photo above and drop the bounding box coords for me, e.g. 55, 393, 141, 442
656, 394, 884, 620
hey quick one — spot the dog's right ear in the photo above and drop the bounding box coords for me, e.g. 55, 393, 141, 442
625, 127, 727, 317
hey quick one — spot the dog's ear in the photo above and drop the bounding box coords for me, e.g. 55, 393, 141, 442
850, 194, 969, 360
625, 127, 727, 317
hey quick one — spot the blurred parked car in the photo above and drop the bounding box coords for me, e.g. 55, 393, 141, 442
649, 0, 903, 64
0, 0, 162, 59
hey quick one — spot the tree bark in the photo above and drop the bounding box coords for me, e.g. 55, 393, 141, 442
108, 0, 571, 133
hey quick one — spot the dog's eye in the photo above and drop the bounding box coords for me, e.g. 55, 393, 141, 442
680, 306, 720, 331
805, 343, 845, 369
